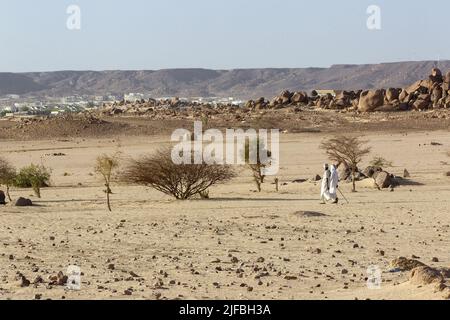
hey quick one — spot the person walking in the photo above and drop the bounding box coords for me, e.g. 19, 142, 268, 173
320, 164, 330, 204
328, 163, 339, 204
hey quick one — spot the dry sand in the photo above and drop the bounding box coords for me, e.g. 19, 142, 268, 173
0, 131, 449, 300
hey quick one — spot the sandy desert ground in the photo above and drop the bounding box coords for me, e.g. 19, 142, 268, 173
0, 130, 449, 300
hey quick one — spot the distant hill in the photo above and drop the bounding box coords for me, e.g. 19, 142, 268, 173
0, 73, 46, 95
1, 60, 450, 100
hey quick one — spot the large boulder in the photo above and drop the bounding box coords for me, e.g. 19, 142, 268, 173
445, 71, 450, 84
316, 94, 333, 109
410, 266, 444, 285
0, 191, 5, 205
279, 90, 293, 104
245, 100, 255, 109
254, 97, 267, 110
291, 91, 308, 104
373, 171, 393, 189
390, 257, 427, 271
358, 90, 384, 112
429, 68, 443, 84
431, 86, 443, 103
412, 97, 431, 110
443, 82, 450, 93
15, 197, 33, 207
385, 88, 400, 103
331, 98, 351, 109
406, 80, 432, 94
399, 89, 410, 103
445, 95, 450, 108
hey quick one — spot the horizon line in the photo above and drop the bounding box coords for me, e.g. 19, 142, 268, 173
2, 59, 448, 74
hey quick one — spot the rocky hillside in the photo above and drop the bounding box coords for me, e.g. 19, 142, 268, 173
2, 60, 450, 99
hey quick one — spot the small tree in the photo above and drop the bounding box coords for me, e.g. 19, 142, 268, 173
320, 135, 371, 192
94, 154, 120, 212
14, 164, 51, 198
121, 147, 235, 200
0, 157, 17, 201
243, 138, 272, 192
370, 156, 393, 169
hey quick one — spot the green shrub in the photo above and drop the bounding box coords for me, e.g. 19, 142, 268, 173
14, 164, 51, 198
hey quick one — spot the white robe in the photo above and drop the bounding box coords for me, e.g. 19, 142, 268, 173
320, 169, 330, 200
328, 165, 339, 200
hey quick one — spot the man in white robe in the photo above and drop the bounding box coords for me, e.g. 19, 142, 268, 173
320, 164, 330, 204
328, 163, 339, 204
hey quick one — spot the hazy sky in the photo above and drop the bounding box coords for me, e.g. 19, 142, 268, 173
0, 0, 447, 72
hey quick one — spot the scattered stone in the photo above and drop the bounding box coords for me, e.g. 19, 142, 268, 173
48, 271, 68, 286
124, 289, 133, 296
15, 197, 33, 207
0, 191, 5, 205
33, 276, 44, 284
19, 275, 31, 287
403, 169, 410, 178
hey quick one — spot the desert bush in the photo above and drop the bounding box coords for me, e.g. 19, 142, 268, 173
14, 164, 51, 198
94, 153, 120, 212
243, 138, 272, 192
0, 157, 17, 201
121, 147, 235, 200
370, 156, 393, 168
320, 135, 371, 192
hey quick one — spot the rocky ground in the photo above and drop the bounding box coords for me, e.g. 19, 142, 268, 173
1, 107, 450, 141
0, 131, 449, 300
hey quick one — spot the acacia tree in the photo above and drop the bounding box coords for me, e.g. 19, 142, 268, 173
121, 147, 235, 200
0, 157, 16, 201
95, 153, 120, 212
243, 138, 272, 192
320, 135, 371, 192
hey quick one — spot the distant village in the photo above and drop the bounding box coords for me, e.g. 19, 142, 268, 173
0, 93, 247, 119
